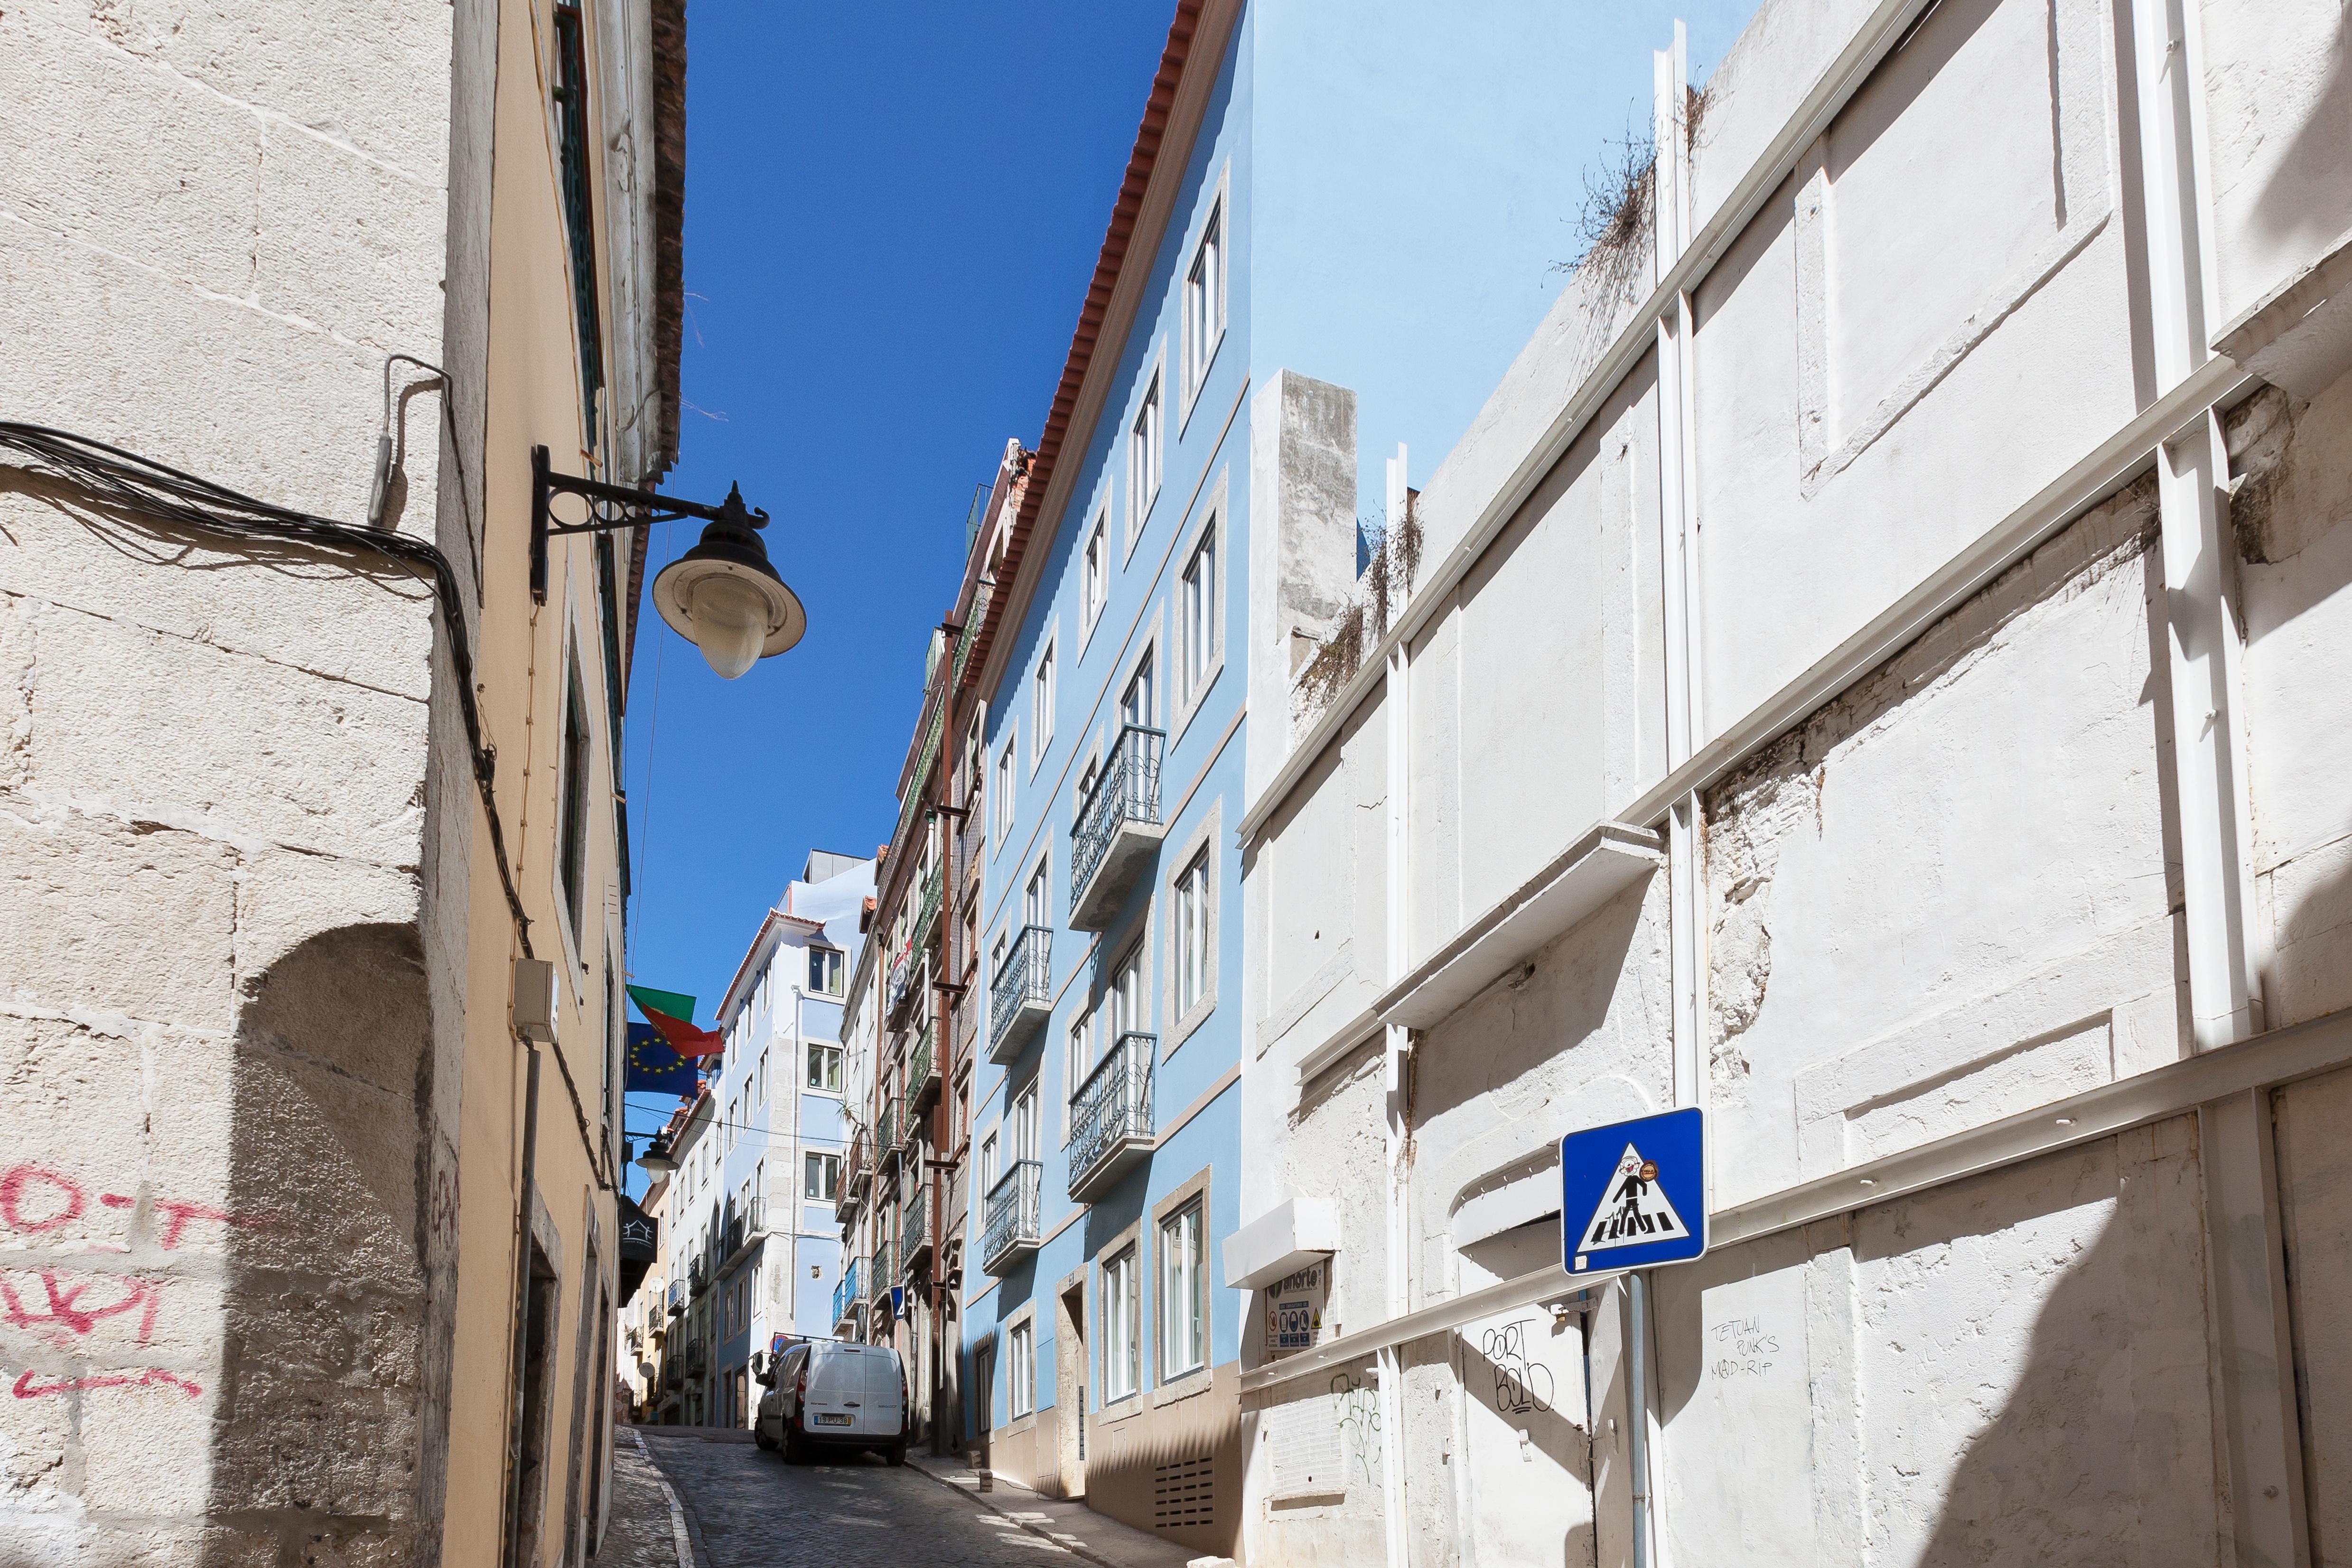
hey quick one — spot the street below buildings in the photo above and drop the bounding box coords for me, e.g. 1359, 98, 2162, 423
619, 1428, 1200, 1568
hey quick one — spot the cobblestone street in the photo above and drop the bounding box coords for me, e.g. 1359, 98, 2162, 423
631, 1429, 1092, 1568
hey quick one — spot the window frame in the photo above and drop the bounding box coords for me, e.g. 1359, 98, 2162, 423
1161, 801, 1221, 1053
1081, 502, 1110, 644
1179, 174, 1229, 426
1030, 634, 1057, 774
994, 733, 1018, 845
808, 944, 844, 996
1101, 1244, 1142, 1403
1008, 1318, 1036, 1419
1158, 1199, 1206, 1381
806, 1041, 843, 1093
1125, 347, 1166, 558
1167, 473, 1228, 745
804, 1150, 839, 1203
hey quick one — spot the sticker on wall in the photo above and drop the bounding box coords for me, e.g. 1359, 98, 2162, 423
1560, 1107, 1706, 1274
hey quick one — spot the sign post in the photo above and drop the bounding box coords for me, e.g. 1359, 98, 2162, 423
1560, 1106, 1707, 1275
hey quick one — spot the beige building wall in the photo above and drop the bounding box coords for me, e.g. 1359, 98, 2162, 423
0, 0, 673, 1559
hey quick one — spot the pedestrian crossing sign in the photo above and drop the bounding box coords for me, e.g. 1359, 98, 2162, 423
1561, 1107, 1706, 1274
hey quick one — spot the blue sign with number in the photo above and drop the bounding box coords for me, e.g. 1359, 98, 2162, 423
1561, 1106, 1707, 1274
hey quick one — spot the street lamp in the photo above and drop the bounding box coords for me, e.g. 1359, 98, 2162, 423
636, 1138, 678, 1178
530, 446, 805, 679
648, 485, 805, 678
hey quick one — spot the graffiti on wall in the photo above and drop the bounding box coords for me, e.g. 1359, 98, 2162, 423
1479, 1320, 1556, 1416
0, 1162, 261, 1400
1330, 1370, 1383, 1487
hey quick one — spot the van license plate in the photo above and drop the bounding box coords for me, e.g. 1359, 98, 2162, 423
813, 1413, 852, 1427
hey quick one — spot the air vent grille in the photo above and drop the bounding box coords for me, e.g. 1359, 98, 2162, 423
1152, 1455, 1214, 1530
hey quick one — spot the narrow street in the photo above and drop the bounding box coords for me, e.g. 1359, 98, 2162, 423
620, 1429, 1150, 1568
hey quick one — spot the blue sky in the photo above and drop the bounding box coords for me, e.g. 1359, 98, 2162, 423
620, 1, 1758, 1160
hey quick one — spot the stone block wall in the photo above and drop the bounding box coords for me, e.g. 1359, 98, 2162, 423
0, 1, 465, 1559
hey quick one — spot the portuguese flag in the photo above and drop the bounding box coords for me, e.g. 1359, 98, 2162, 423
625, 984, 724, 1058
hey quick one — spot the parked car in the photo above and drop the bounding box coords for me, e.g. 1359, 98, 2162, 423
755, 1341, 907, 1465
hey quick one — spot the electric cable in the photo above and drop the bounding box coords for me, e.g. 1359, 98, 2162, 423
0, 420, 541, 961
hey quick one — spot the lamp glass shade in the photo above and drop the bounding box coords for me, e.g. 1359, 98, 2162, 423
688, 572, 769, 679
637, 1144, 677, 1177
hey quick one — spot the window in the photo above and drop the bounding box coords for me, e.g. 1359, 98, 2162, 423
1185, 202, 1224, 398
1121, 657, 1154, 733
1103, 1247, 1141, 1400
1032, 641, 1056, 757
1130, 372, 1164, 537
1009, 1321, 1036, 1418
809, 946, 844, 996
1180, 528, 1216, 699
1111, 943, 1146, 1039
996, 741, 1017, 839
1066, 1009, 1094, 1108
980, 1132, 1000, 1195
1025, 860, 1050, 929
1161, 1201, 1205, 1378
1013, 1082, 1040, 1165
807, 1042, 842, 1092
726, 1097, 738, 1153
757, 1049, 769, 1106
556, 648, 592, 944
551, 0, 603, 422
1175, 852, 1210, 1018
1082, 507, 1108, 630
805, 1152, 840, 1202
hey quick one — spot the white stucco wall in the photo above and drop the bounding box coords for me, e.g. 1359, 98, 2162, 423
1237, 0, 2352, 1562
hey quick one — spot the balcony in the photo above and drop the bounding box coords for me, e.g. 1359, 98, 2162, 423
1068, 1032, 1155, 1202
832, 1258, 863, 1331
871, 1233, 897, 1297
980, 1159, 1042, 1276
915, 863, 944, 944
688, 1256, 709, 1298
909, 1020, 941, 1111
988, 925, 1052, 1065
1069, 726, 1166, 929
837, 1130, 869, 1221
902, 1185, 932, 1277
887, 942, 917, 1020
665, 1278, 684, 1316
877, 1096, 903, 1174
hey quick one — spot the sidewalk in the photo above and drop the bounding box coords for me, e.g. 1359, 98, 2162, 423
905, 1450, 1222, 1568
603, 1427, 695, 1568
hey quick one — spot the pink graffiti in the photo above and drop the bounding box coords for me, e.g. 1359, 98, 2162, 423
11, 1367, 201, 1400
0, 1167, 83, 1233
0, 1165, 249, 1250
0, 1271, 161, 1342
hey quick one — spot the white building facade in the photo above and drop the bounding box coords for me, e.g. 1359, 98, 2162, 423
701, 850, 873, 1427
1234, 0, 2352, 1564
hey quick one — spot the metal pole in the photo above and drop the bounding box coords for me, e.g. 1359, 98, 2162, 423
503, 1043, 544, 1568
1627, 1272, 1652, 1568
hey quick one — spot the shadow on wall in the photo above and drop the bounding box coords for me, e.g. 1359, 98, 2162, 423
207, 924, 441, 1566
2249, 4, 2352, 260
1652, 1123, 2213, 1565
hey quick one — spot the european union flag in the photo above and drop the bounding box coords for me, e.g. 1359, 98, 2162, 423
625, 1022, 698, 1098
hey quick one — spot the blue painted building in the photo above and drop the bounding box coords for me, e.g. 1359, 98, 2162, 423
958, 0, 1608, 1550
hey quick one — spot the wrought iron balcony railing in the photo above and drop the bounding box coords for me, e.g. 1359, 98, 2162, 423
838, 1129, 869, 1219
1069, 1032, 1156, 1201
915, 862, 944, 943
870, 1233, 897, 1297
832, 1257, 863, 1327
910, 1019, 940, 1110
1070, 726, 1166, 929
988, 924, 1053, 1064
877, 1096, 902, 1171
902, 1185, 931, 1274
980, 1159, 1042, 1275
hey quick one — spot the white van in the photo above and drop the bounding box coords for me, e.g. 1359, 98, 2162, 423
755, 1341, 908, 1465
